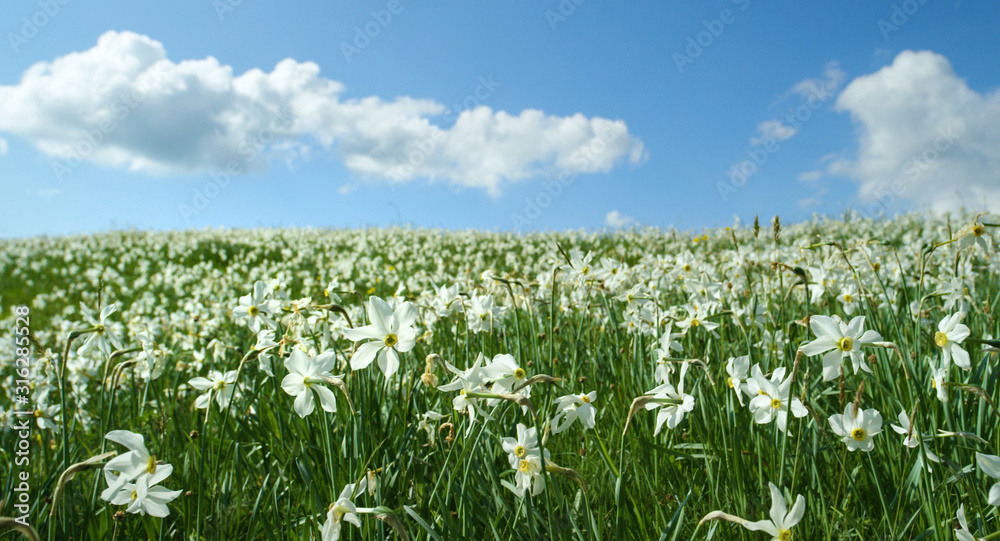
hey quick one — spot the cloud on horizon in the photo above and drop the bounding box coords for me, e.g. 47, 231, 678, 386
0, 31, 645, 196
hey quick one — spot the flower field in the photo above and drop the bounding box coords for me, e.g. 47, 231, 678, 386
1, 212, 999, 540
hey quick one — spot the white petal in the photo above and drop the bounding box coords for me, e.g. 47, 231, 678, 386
350, 342, 383, 370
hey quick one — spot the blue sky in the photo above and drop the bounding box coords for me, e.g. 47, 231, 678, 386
2, 0, 998, 237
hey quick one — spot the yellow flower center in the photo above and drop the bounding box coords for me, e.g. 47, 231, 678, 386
934, 331, 948, 348
96, 325, 105, 335
851, 428, 866, 441
770, 398, 782, 409
683, 264, 691, 272
580, 394, 591, 404
758, 390, 767, 396
872, 262, 881, 273
836, 336, 854, 352
212, 380, 227, 391
779, 529, 792, 541
518, 460, 531, 473
581, 266, 590, 275
147, 455, 157, 474
384, 333, 398, 348
131, 490, 138, 501
513, 367, 526, 380
843, 294, 853, 303
248, 305, 259, 317
973, 223, 986, 237
690, 319, 701, 328
514, 445, 526, 458
727, 377, 734, 389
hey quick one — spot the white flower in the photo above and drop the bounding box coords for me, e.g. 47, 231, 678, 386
501, 424, 548, 470
344, 296, 417, 379
644, 362, 695, 435
954, 504, 977, 541
123, 465, 181, 517
437, 354, 492, 433
321, 479, 369, 541
233, 281, 280, 333
77, 302, 124, 358
551, 391, 598, 434
281, 349, 341, 418
800, 315, 884, 381
725, 355, 751, 406
928, 358, 948, 402
743, 483, 806, 541
934, 312, 971, 370
746, 364, 807, 435
976, 452, 1000, 507
836, 284, 860, 315
188, 370, 239, 410
101, 430, 157, 497
504, 454, 545, 498
890, 410, 940, 468
828, 403, 883, 452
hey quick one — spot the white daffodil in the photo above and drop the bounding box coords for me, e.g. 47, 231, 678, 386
975, 452, 1000, 507
506, 454, 545, 498
124, 464, 181, 517
344, 295, 417, 379
252, 328, 279, 377
101, 430, 158, 497
281, 349, 341, 418
701, 482, 805, 541
551, 391, 598, 434
934, 312, 971, 370
725, 355, 751, 406
828, 403, 883, 452
483, 353, 530, 399
438, 354, 492, 433
78, 302, 123, 358
188, 370, 239, 411
800, 315, 884, 381
836, 284, 860, 315
928, 358, 948, 402
654, 328, 684, 383
890, 410, 940, 468
746, 364, 807, 435
321, 479, 369, 541
676, 304, 720, 334
233, 281, 280, 333
644, 361, 695, 435
954, 504, 977, 541
501, 423, 548, 470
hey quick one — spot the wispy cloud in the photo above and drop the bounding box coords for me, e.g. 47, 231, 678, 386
605, 210, 634, 228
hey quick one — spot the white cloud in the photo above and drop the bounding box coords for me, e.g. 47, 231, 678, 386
797, 197, 821, 209
0, 137, 7, 155
750, 120, 797, 145
605, 210, 634, 228
835, 50, 1000, 213
791, 61, 846, 101
0, 31, 644, 196
797, 170, 823, 182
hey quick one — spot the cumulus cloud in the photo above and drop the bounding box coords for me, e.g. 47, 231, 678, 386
0, 31, 644, 196
835, 50, 1000, 213
605, 210, 634, 228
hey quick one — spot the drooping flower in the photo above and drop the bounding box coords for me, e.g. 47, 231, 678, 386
344, 296, 417, 379
321, 479, 369, 541
551, 391, 598, 434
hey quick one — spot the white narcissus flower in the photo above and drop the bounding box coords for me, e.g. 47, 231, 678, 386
934, 312, 971, 370
976, 452, 1000, 507
828, 403, 883, 452
503, 454, 545, 498
836, 284, 860, 315
551, 391, 598, 434
800, 315, 884, 381
437, 354, 492, 433
954, 504, 976, 541
344, 296, 417, 379
78, 302, 124, 358
321, 479, 369, 541
233, 281, 280, 333
644, 361, 695, 436
700, 482, 805, 541
746, 364, 807, 435
124, 465, 181, 517
188, 370, 239, 410
725, 355, 750, 406
501, 423, 548, 470
928, 358, 948, 403
281, 349, 341, 418
101, 430, 157, 497
890, 410, 940, 468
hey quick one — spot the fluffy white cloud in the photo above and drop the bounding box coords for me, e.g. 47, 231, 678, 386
0, 31, 644, 196
605, 210, 634, 228
835, 50, 1000, 213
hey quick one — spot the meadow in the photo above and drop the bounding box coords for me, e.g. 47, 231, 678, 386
1, 212, 998, 540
